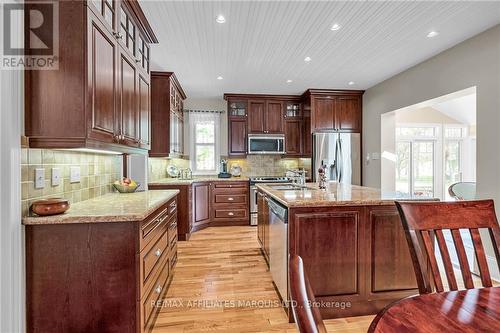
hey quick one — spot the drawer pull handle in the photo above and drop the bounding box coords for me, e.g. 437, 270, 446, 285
228, 197, 234, 201
228, 212, 234, 216
155, 249, 162, 257
155, 285, 162, 294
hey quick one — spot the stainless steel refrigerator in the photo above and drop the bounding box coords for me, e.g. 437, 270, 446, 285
312, 133, 361, 185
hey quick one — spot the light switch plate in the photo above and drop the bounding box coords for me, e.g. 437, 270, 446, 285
35, 168, 45, 189
70, 166, 81, 183
51, 168, 61, 186
371, 152, 380, 160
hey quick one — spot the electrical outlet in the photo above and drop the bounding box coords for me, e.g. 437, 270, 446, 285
35, 168, 45, 189
70, 166, 81, 183
51, 168, 61, 186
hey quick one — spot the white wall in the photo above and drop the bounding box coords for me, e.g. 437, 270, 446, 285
183, 98, 228, 156
363, 24, 499, 201
363, 24, 500, 280
0, 2, 25, 331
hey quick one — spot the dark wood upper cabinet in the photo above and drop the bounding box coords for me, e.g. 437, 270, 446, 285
87, 13, 117, 144
118, 48, 139, 147
265, 101, 284, 134
227, 100, 248, 156
24, 1, 157, 153
149, 72, 186, 157
228, 118, 247, 156
313, 98, 335, 131
285, 119, 302, 156
336, 96, 361, 132
248, 100, 266, 134
303, 90, 364, 133
138, 74, 150, 148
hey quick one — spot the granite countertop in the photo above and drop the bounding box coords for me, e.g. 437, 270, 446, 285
257, 182, 433, 208
22, 190, 179, 225
149, 176, 249, 186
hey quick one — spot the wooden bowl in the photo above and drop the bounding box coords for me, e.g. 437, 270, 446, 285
31, 198, 70, 216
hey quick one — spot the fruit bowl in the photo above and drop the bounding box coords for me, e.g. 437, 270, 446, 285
113, 178, 140, 193
113, 183, 140, 193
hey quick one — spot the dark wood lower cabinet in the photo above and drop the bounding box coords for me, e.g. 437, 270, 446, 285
280, 204, 420, 320
25, 197, 178, 333
193, 182, 211, 230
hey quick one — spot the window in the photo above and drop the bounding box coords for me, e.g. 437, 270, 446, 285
190, 112, 220, 174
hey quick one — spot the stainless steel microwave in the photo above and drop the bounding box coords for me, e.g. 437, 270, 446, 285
248, 135, 285, 154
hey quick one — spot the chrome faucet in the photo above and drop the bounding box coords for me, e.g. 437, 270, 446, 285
287, 169, 306, 186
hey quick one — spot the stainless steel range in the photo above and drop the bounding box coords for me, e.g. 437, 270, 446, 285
249, 176, 289, 225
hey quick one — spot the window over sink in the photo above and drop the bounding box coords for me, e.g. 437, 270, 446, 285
189, 112, 220, 174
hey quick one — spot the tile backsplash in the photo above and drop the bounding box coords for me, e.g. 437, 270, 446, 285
227, 156, 311, 177
148, 155, 311, 180
149, 157, 190, 182
21, 148, 122, 217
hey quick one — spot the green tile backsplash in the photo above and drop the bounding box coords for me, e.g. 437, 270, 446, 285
21, 148, 122, 217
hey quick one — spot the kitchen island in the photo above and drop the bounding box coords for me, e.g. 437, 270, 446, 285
256, 182, 432, 320
23, 190, 179, 333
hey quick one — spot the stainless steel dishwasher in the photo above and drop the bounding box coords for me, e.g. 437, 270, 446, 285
267, 197, 288, 305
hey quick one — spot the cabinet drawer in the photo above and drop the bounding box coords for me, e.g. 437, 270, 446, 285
142, 259, 170, 331
214, 208, 248, 219
142, 227, 169, 290
214, 194, 247, 204
213, 182, 248, 189
141, 207, 169, 250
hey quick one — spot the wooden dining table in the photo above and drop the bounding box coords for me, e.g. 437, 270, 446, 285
368, 287, 500, 333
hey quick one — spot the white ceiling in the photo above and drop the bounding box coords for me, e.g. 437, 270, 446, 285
434, 93, 476, 125
141, 1, 500, 99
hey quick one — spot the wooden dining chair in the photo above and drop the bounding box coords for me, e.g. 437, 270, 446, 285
289, 255, 327, 333
395, 200, 500, 294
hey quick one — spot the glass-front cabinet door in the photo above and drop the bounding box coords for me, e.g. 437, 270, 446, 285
284, 101, 301, 118
228, 100, 247, 117
119, 5, 136, 58
89, 0, 116, 33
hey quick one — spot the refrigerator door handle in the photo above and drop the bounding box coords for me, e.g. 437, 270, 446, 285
334, 136, 340, 181
338, 138, 343, 183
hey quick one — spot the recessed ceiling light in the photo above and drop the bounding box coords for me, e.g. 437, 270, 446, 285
304, 56, 311, 62
217, 76, 223, 80
348, 81, 355, 86
427, 31, 439, 38
286, 79, 293, 83
216, 15, 226, 24
330, 23, 341, 31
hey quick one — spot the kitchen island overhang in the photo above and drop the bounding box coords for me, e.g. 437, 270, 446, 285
256, 182, 436, 321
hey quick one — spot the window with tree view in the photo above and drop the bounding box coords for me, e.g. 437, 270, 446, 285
194, 121, 216, 172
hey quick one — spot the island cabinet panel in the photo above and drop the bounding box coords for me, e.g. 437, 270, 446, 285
292, 210, 361, 296
148, 184, 193, 241
287, 204, 419, 320
25, 1, 156, 153
26, 196, 178, 333
368, 208, 417, 292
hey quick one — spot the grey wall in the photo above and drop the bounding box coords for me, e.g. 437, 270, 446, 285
363, 24, 500, 203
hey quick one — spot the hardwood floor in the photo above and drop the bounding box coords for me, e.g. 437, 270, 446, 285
152, 226, 374, 333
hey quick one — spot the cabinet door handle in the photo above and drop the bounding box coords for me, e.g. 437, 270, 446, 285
228, 197, 234, 201
155, 285, 162, 294
228, 212, 234, 216
114, 32, 123, 39
135, 58, 141, 63
155, 249, 162, 257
